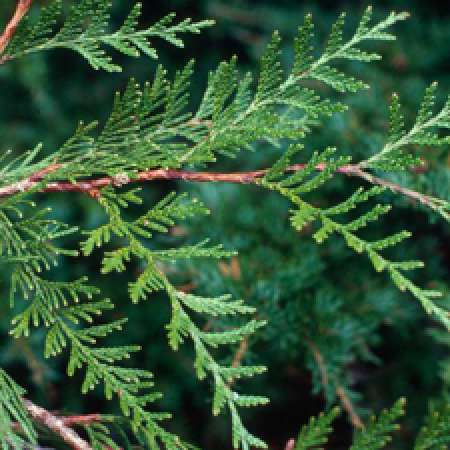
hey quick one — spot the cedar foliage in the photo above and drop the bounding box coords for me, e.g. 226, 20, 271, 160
1, 1, 450, 448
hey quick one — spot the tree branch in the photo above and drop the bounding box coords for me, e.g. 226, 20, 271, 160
307, 341, 363, 428
23, 399, 95, 450
349, 166, 438, 208
0, 161, 437, 213
0, 0, 33, 62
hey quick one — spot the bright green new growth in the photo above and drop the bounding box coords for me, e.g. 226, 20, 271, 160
2, 1, 450, 448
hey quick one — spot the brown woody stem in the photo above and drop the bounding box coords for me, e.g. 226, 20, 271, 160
0, 161, 435, 211
0, 0, 33, 63
226, 335, 249, 389
307, 342, 363, 428
23, 399, 96, 450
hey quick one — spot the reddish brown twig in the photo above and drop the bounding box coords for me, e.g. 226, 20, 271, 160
56, 413, 103, 427
226, 336, 248, 389
219, 256, 242, 280
0, 161, 437, 215
231, 336, 248, 369
307, 341, 328, 387
307, 342, 363, 428
335, 386, 363, 428
0, 0, 33, 63
0, 164, 285, 198
23, 399, 95, 450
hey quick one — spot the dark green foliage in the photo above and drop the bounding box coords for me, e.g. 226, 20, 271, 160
0, 368, 36, 448
293, 398, 406, 449
1, 1, 450, 449
294, 407, 340, 449
293, 399, 450, 449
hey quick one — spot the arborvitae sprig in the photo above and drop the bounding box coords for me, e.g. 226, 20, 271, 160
165, 284, 268, 450
0, 189, 186, 445
350, 398, 405, 449
294, 398, 406, 449
0, 202, 79, 296
259, 156, 450, 327
0, 368, 36, 448
293, 400, 450, 449
3, 1, 213, 71
291, 7, 408, 92
81, 186, 268, 448
294, 406, 340, 450
9, 268, 187, 447
362, 82, 450, 172
32, 5, 408, 177
414, 402, 450, 450
2, 2, 450, 448
0, 6, 410, 189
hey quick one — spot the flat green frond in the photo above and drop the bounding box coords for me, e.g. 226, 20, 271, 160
387, 93, 406, 144
128, 265, 166, 303
177, 291, 255, 316
293, 399, 449, 450
292, 8, 408, 90
7, 6, 406, 180
165, 283, 267, 449
294, 407, 340, 450
212, 57, 239, 121
151, 240, 235, 261
308, 65, 369, 93
82, 191, 208, 257
291, 156, 351, 194
10, 274, 100, 337
368, 231, 412, 251
218, 365, 267, 381
415, 403, 450, 449
256, 31, 283, 101
84, 421, 120, 450
3, 4, 449, 449
363, 83, 450, 171
0, 143, 50, 185
164, 60, 195, 127
3, 1, 213, 72
177, 8, 406, 165
261, 173, 450, 328
0, 369, 36, 448
97, 79, 141, 152
324, 186, 386, 215
350, 397, 406, 450
264, 144, 304, 182
293, 14, 314, 75
230, 401, 268, 449
9, 265, 182, 446
325, 12, 346, 55
277, 147, 338, 187
199, 320, 266, 347
342, 204, 391, 232
416, 82, 438, 127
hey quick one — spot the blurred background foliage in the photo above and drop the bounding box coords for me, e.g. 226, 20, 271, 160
1, 0, 450, 448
